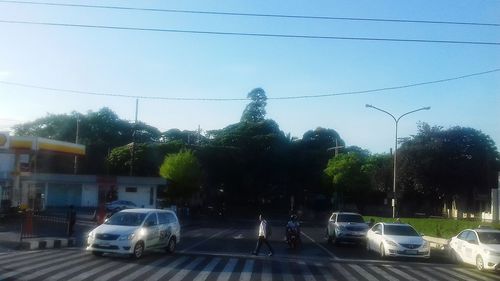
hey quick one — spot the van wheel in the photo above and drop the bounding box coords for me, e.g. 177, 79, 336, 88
379, 244, 386, 259
476, 255, 485, 271
132, 241, 144, 259
166, 238, 176, 254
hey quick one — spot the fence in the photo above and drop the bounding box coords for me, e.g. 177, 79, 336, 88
20, 211, 69, 241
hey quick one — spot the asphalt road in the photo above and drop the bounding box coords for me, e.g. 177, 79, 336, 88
0, 218, 498, 281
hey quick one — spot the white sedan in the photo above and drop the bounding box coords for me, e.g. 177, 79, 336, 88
366, 222, 430, 258
448, 228, 500, 271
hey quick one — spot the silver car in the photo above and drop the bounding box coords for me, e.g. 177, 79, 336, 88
326, 212, 369, 245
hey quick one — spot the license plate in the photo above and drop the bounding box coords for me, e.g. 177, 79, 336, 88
405, 250, 418, 255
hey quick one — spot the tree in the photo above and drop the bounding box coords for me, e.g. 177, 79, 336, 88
159, 150, 202, 202
324, 150, 371, 211
397, 123, 500, 215
241, 88, 267, 123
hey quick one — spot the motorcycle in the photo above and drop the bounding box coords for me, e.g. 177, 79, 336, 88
286, 227, 300, 249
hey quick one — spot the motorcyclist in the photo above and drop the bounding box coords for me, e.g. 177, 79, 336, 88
285, 215, 301, 246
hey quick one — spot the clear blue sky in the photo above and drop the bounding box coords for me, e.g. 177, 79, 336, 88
0, 0, 499, 153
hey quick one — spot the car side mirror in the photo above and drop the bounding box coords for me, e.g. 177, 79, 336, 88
374, 230, 381, 235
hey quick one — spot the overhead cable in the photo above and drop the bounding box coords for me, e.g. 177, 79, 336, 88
0, 0, 498, 27
0, 68, 498, 101
0, 20, 499, 46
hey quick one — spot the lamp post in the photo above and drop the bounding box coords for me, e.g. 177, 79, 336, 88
365, 104, 430, 218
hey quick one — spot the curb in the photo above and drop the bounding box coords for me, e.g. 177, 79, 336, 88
19, 237, 76, 250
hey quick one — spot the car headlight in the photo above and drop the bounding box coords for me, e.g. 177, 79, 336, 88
423, 241, 430, 248
88, 231, 95, 239
118, 233, 135, 241
384, 239, 398, 247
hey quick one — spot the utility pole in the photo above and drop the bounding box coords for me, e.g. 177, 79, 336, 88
130, 99, 139, 176
73, 116, 80, 174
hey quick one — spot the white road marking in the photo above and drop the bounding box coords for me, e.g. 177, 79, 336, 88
192, 257, 221, 281
349, 264, 379, 281
216, 258, 238, 281
143, 256, 189, 281
301, 230, 338, 260
382, 265, 419, 281
261, 260, 273, 281
298, 261, 316, 281
239, 259, 254, 281
332, 262, 356, 280
367, 264, 400, 281
179, 228, 233, 253
169, 257, 205, 281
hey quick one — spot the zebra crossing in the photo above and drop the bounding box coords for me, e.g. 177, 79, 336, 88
0, 248, 499, 281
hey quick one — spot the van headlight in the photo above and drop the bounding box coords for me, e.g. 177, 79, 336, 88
118, 233, 136, 241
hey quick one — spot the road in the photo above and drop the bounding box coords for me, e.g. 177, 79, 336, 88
0, 219, 499, 281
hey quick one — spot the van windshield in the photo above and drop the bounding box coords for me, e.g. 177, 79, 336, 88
105, 212, 146, 226
337, 214, 365, 223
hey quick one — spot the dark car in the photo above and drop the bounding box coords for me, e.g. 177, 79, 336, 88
105, 200, 137, 212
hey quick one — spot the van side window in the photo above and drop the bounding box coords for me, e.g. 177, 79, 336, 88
144, 213, 158, 227
158, 212, 170, 224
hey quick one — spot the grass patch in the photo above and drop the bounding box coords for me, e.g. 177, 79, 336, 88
364, 216, 500, 239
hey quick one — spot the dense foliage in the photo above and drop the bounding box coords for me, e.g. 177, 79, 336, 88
13, 90, 499, 216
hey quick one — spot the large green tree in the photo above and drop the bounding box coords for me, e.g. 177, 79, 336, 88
397, 123, 500, 215
241, 88, 267, 123
159, 150, 202, 202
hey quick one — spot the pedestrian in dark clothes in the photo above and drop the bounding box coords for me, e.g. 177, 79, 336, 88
252, 214, 274, 256
67, 205, 76, 237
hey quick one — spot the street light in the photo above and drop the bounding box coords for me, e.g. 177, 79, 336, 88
366, 104, 431, 218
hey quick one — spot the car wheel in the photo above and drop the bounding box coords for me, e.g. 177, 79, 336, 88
379, 243, 386, 259
132, 241, 145, 259
476, 255, 485, 271
92, 251, 103, 257
166, 238, 176, 254
449, 249, 460, 264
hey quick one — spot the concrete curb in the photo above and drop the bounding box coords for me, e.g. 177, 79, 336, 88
19, 237, 76, 250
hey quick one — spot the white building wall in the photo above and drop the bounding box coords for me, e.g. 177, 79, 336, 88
81, 184, 98, 207
117, 185, 156, 208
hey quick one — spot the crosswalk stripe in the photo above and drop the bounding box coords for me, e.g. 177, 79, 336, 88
192, 257, 221, 281
367, 265, 400, 281
0, 250, 85, 279
298, 261, 316, 281
94, 260, 143, 281
118, 256, 173, 281
382, 265, 419, 281
0, 250, 58, 265
455, 267, 500, 281
44, 258, 104, 281
261, 260, 273, 281
348, 264, 378, 281
239, 259, 255, 281
317, 263, 337, 281
142, 256, 189, 281
18, 254, 92, 280
216, 258, 238, 281
398, 265, 439, 281
66, 259, 124, 281
280, 259, 295, 281
0, 249, 43, 259
169, 257, 205, 281
332, 262, 357, 280
421, 266, 472, 281
434, 266, 492, 281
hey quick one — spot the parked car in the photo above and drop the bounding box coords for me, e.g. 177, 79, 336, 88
366, 222, 430, 259
326, 212, 369, 245
86, 208, 180, 259
105, 200, 137, 212
448, 228, 500, 271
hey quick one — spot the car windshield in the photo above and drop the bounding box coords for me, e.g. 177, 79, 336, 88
337, 214, 364, 223
105, 212, 146, 226
384, 225, 419, 236
478, 232, 500, 244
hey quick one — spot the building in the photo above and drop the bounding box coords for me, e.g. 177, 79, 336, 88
0, 133, 166, 211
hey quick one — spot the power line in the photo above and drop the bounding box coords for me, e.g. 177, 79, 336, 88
1, 0, 499, 27
0, 68, 498, 101
1, 19, 499, 46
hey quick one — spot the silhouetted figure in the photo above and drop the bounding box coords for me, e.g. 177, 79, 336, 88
67, 205, 77, 237
252, 214, 274, 256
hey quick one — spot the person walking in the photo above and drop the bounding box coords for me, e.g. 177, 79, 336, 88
67, 205, 77, 237
252, 214, 274, 256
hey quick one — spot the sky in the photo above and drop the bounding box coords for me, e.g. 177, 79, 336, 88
0, 0, 499, 154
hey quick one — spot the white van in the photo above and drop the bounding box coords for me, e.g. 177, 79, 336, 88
86, 208, 180, 258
